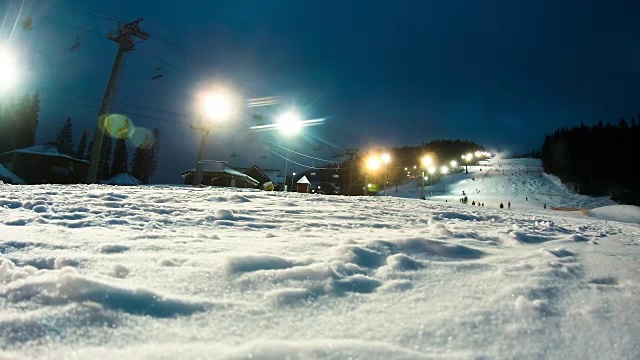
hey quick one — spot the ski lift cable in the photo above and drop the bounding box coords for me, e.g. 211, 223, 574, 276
262, 139, 340, 164
266, 147, 347, 170
46, 1, 121, 23
50, 99, 194, 128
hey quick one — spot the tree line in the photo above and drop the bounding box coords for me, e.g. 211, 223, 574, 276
0, 93, 159, 184
300, 139, 485, 195
541, 117, 638, 204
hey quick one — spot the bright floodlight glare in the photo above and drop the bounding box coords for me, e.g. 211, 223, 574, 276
382, 153, 391, 164
277, 111, 303, 136
451, 160, 457, 167
0, 45, 19, 93
367, 156, 381, 171
421, 155, 433, 166
428, 166, 436, 174
201, 91, 233, 121
441, 165, 449, 174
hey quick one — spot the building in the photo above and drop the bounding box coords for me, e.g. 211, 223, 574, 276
0, 142, 89, 184
182, 161, 259, 188
240, 165, 284, 190
0, 163, 26, 184
296, 175, 311, 193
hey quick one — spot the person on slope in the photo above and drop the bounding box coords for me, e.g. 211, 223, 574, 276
499, 202, 504, 209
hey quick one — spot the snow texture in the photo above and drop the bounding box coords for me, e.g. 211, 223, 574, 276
0, 157, 639, 359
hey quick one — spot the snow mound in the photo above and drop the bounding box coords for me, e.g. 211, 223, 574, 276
584, 205, 640, 224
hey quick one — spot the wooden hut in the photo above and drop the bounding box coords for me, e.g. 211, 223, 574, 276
296, 175, 311, 193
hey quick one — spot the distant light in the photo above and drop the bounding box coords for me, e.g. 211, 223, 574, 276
277, 111, 303, 136
428, 166, 436, 174
441, 165, 449, 174
424, 176, 428, 181
450, 160, 457, 167
382, 153, 391, 164
421, 155, 433, 167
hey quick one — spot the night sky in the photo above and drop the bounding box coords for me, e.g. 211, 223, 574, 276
3, 0, 639, 183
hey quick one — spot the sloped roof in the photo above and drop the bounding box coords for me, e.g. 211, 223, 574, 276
297, 175, 311, 184
182, 161, 260, 186
0, 163, 26, 184
1, 142, 89, 163
102, 173, 142, 186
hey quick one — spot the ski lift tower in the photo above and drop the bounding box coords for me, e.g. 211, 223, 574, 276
87, 19, 149, 184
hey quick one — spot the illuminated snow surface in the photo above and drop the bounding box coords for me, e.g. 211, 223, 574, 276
1, 157, 639, 359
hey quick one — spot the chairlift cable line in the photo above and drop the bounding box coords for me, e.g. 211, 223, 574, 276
262, 139, 341, 164
266, 147, 347, 170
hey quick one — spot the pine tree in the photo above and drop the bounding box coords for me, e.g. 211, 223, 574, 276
99, 136, 113, 181
76, 130, 88, 159
111, 138, 129, 176
14, 92, 39, 150
0, 103, 16, 154
56, 117, 74, 154
130, 128, 160, 184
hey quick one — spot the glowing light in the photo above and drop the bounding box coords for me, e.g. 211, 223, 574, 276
428, 166, 436, 175
382, 153, 391, 164
0, 45, 20, 93
201, 91, 233, 121
367, 156, 381, 171
421, 155, 433, 167
450, 160, 457, 167
276, 111, 303, 136
441, 165, 449, 174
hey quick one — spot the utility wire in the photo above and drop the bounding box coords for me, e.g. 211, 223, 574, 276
50, 100, 193, 128
265, 147, 346, 170
263, 139, 341, 164
46, 0, 121, 23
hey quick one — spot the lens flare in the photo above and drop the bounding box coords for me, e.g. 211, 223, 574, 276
129, 127, 156, 149
103, 114, 133, 139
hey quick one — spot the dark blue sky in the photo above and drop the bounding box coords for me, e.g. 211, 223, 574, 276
4, 0, 640, 183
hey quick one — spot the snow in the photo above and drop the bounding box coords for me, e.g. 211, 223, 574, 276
297, 175, 310, 184
1, 157, 639, 359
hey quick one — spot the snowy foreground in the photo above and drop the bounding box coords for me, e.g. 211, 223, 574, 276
1, 158, 640, 359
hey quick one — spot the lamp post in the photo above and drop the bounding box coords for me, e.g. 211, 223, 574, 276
420, 155, 433, 199
440, 165, 449, 192
462, 153, 473, 174
276, 110, 302, 191
381, 153, 391, 196
291, 172, 296, 191
365, 155, 381, 196
428, 166, 436, 198
193, 90, 235, 186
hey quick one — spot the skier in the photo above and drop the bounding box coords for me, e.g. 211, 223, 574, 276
472, 201, 475, 206
544, 204, 547, 209
499, 202, 504, 209
508, 202, 511, 210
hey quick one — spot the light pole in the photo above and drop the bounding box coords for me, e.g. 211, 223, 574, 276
276, 110, 302, 191
193, 90, 235, 186
291, 172, 296, 191
381, 153, 391, 196
365, 154, 381, 196
420, 155, 433, 199
428, 166, 436, 198
440, 165, 449, 192
462, 153, 473, 174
